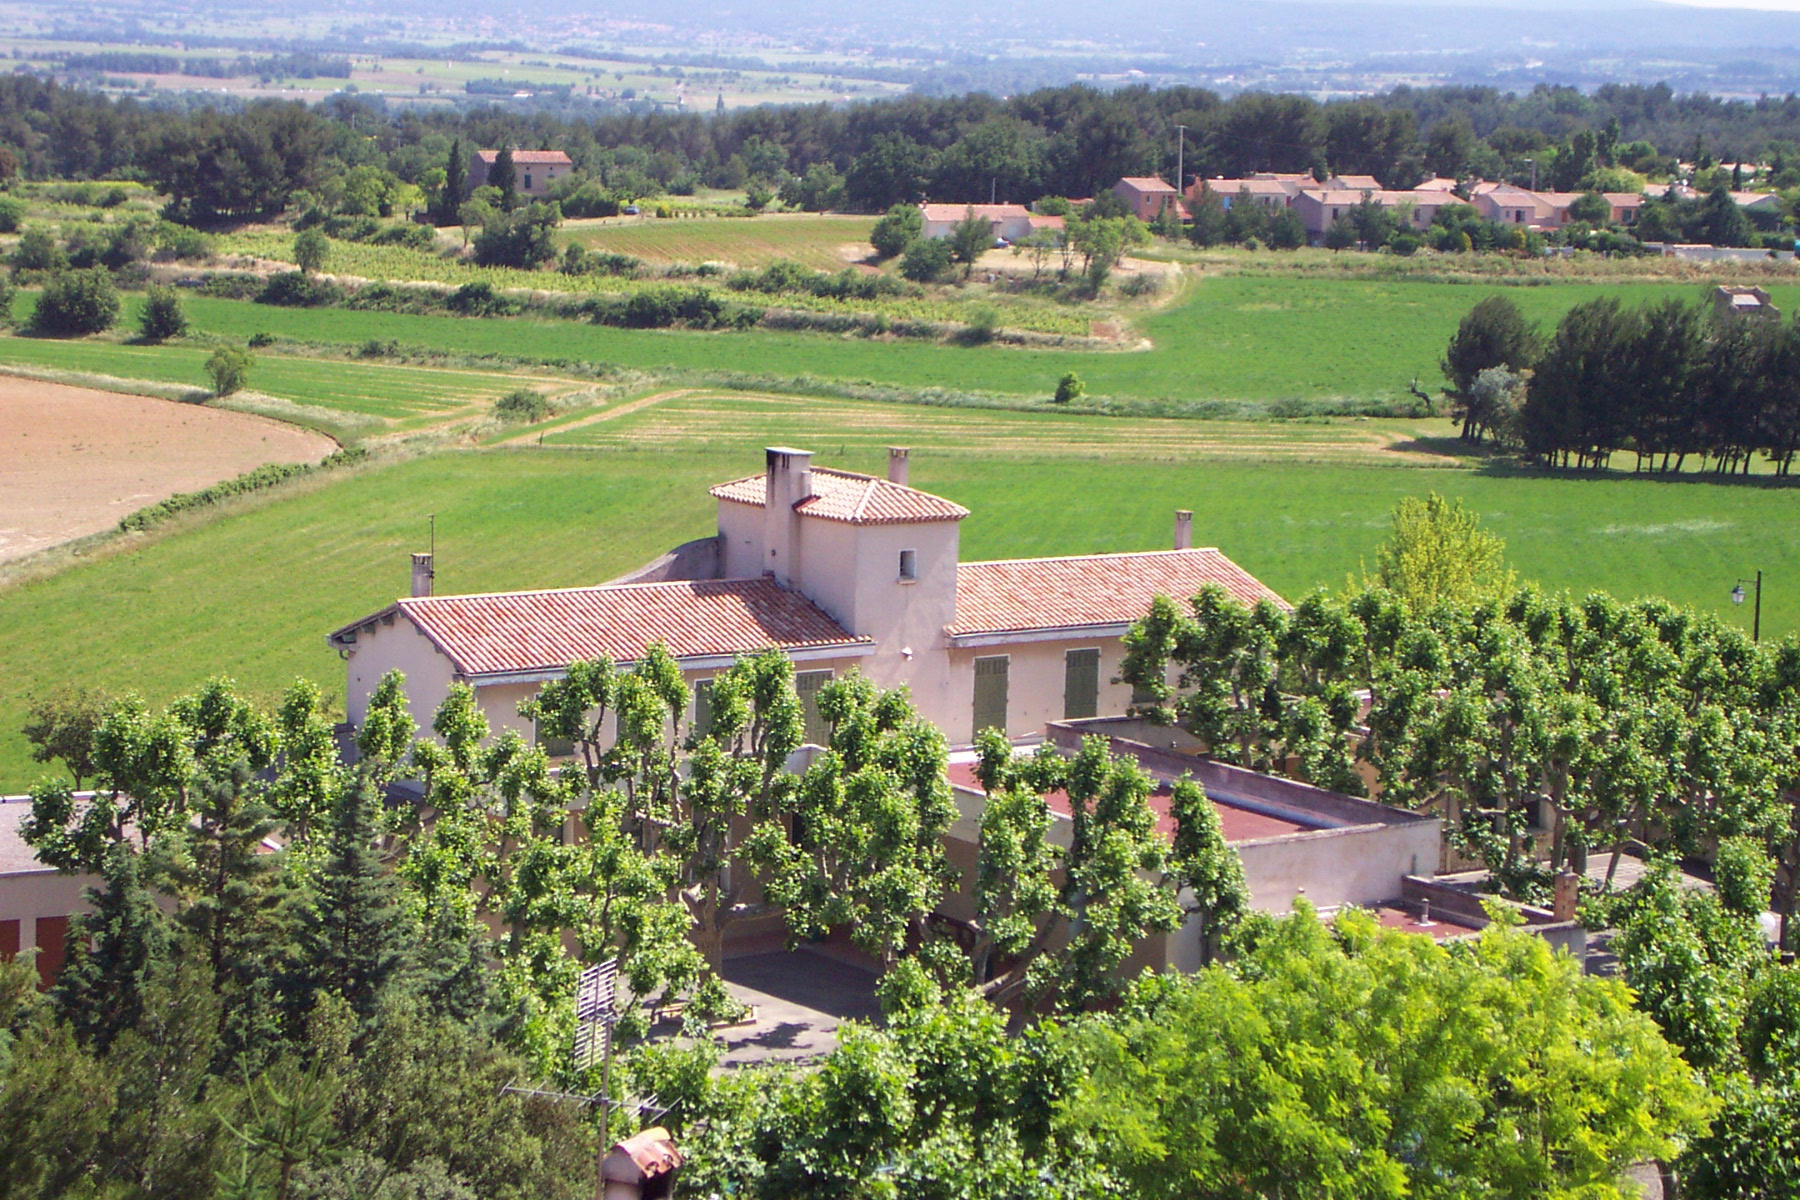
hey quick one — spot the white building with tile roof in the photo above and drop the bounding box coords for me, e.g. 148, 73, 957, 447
329, 448, 1286, 748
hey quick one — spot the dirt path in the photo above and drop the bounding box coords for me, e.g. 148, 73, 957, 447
489, 388, 695, 444
0, 377, 337, 563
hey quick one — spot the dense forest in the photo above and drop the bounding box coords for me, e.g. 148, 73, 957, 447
3, 74, 1800, 218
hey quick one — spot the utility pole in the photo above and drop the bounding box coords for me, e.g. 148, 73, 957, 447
1176, 124, 1187, 194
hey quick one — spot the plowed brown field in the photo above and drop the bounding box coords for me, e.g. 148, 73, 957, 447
0, 377, 336, 563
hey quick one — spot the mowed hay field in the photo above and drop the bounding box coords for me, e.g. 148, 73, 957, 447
2, 409, 1795, 789
560, 213, 878, 270
133, 277, 1800, 408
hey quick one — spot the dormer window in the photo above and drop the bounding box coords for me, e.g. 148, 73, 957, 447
898, 549, 917, 581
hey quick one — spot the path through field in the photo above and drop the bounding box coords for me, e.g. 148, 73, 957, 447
0, 377, 336, 563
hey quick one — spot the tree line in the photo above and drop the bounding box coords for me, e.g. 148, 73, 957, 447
11, 637, 1788, 1196
1443, 292, 1800, 473
5, 72, 1800, 222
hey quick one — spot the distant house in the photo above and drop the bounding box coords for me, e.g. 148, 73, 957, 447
1186, 178, 1298, 212
1324, 173, 1382, 192
1111, 176, 1184, 222
1291, 188, 1457, 242
469, 149, 574, 198
1414, 177, 1461, 193
918, 203, 1041, 243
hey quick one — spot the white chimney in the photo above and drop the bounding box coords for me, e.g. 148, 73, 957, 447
763, 447, 813, 585
411, 552, 435, 597
1173, 510, 1193, 551
887, 446, 910, 486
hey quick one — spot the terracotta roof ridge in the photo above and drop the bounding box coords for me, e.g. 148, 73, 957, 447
399, 577, 777, 607
961, 548, 1224, 568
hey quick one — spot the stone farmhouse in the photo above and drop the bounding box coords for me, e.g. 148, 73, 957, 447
328, 448, 1285, 751
468, 148, 573, 199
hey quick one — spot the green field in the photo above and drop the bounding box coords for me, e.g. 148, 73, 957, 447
2, 389, 1794, 789
561, 214, 878, 270
179, 279, 1793, 404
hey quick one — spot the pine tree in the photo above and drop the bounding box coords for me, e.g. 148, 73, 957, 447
439, 138, 467, 226
489, 146, 517, 212
53, 840, 172, 1050
296, 774, 416, 1030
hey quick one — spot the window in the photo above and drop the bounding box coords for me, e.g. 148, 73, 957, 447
693, 679, 714, 737
973, 656, 1009, 737
898, 549, 917, 581
1131, 674, 1161, 707
523, 172, 534, 190
535, 720, 575, 760
795, 669, 833, 746
1063, 648, 1100, 720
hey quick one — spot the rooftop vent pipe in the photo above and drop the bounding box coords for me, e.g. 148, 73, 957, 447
411, 552, 435, 598
887, 447, 910, 486
1174, 510, 1194, 551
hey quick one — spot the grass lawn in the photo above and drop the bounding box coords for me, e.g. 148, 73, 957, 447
154, 277, 1797, 408
560, 213, 878, 270
2, 433, 1792, 789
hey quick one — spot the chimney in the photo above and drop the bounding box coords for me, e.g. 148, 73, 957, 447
887, 446, 910, 486
763, 447, 813, 585
1173, 510, 1193, 551
410, 552, 435, 598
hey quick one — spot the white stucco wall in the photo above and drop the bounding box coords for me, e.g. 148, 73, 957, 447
341, 611, 459, 734
1236, 822, 1441, 916
718, 499, 764, 579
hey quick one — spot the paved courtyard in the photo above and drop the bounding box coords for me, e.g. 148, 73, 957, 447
716, 948, 882, 1068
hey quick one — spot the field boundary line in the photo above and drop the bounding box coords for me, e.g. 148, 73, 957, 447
0, 361, 212, 404
497, 388, 695, 443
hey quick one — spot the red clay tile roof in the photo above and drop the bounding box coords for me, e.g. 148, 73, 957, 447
918, 203, 1032, 222
475, 149, 572, 165
710, 468, 969, 525
337, 579, 870, 678
949, 549, 1287, 638
1116, 176, 1178, 192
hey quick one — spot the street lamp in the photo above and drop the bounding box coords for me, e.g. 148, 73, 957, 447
1730, 570, 1762, 643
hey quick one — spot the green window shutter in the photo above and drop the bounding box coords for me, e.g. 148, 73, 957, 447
795, 669, 833, 746
973, 655, 1009, 737
1064, 648, 1100, 720
693, 679, 714, 737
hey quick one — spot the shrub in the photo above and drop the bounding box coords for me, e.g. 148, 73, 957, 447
293, 228, 329, 273
31, 268, 119, 335
358, 338, 400, 358
446, 280, 518, 316
1390, 233, 1423, 257
371, 223, 437, 251
0, 194, 24, 233
963, 304, 1000, 343
613, 286, 725, 329
1053, 372, 1085, 404
11, 226, 66, 274
493, 388, 553, 423
1120, 272, 1161, 297
198, 273, 262, 300
0, 274, 16, 325
247, 331, 275, 348
137, 285, 187, 341
205, 345, 254, 396
870, 203, 923, 259
321, 214, 381, 241
899, 236, 951, 282
257, 270, 342, 307
472, 202, 561, 268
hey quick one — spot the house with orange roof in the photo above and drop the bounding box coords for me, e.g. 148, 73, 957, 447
1111, 176, 1185, 222
469, 148, 573, 198
329, 448, 1285, 750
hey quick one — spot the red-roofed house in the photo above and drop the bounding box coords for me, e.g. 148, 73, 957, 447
918, 203, 1038, 243
469, 148, 574, 198
329, 448, 1285, 749
1112, 176, 1183, 222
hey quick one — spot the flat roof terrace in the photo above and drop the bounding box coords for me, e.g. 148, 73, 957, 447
944, 760, 1320, 843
